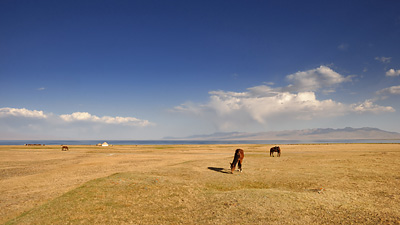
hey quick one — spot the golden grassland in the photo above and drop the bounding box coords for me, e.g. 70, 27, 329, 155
1, 144, 400, 224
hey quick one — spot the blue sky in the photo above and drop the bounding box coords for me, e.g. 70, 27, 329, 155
1, 0, 400, 139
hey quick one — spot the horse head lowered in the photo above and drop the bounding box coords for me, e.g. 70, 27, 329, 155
230, 149, 244, 173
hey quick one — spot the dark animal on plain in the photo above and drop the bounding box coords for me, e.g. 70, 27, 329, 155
230, 149, 244, 173
270, 146, 281, 157
62, 146, 69, 151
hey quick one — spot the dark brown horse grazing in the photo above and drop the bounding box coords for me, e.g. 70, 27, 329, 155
230, 149, 244, 173
62, 146, 69, 151
270, 146, 281, 157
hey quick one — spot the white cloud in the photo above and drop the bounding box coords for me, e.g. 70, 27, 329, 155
60, 112, 95, 121
37, 87, 46, 91
386, 69, 400, 77
174, 86, 351, 130
59, 112, 152, 127
375, 56, 392, 63
284, 66, 352, 92
0, 107, 152, 127
0, 108, 154, 139
173, 66, 393, 131
351, 99, 395, 114
377, 85, 400, 95
0, 107, 48, 119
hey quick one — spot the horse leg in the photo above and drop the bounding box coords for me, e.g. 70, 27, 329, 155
238, 160, 242, 172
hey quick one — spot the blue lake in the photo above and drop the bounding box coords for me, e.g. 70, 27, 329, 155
0, 139, 399, 145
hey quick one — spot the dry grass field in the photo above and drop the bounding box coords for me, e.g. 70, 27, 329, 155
1, 144, 400, 224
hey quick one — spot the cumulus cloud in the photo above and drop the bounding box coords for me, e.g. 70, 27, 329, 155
351, 99, 395, 114
377, 85, 400, 95
284, 66, 352, 92
0, 107, 154, 139
213, 89, 347, 121
175, 87, 353, 128
386, 69, 400, 77
60, 112, 152, 126
375, 56, 392, 63
173, 66, 393, 130
0, 107, 48, 119
0, 107, 152, 127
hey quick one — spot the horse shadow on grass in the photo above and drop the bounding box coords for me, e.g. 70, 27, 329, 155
207, 167, 231, 174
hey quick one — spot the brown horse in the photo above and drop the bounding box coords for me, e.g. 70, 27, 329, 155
62, 146, 69, 151
230, 149, 244, 173
270, 146, 281, 157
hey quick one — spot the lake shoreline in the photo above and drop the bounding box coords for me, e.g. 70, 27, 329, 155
1, 139, 400, 146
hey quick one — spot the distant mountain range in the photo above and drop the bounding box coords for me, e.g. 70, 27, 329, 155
164, 127, 400, 140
